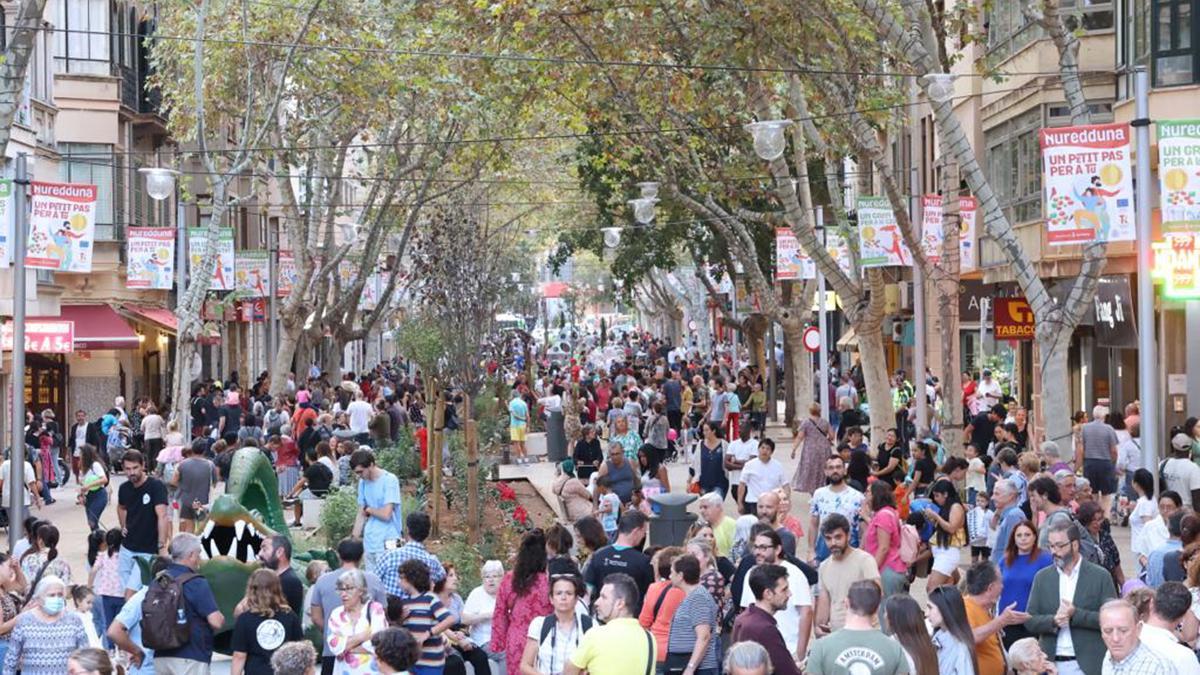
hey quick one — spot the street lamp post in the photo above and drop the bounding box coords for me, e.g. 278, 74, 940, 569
8, 154, 29, 549
140, 167, 188, 433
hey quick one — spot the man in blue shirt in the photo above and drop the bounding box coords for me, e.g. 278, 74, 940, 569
155, 534, 223, 674
351, 449, 404, 571
990, 479, 1026, 566
375, 511, 445, 599
109, 556, 170, 675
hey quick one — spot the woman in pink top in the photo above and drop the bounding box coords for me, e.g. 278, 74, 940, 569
491, 529, 553, 675
638, 547, 686, 665
861, 481, 909, 601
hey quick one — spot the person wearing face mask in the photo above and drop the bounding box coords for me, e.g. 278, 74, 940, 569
2, 576, 89, 675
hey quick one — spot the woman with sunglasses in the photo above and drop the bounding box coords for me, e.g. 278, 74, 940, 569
519, 574, 592, 675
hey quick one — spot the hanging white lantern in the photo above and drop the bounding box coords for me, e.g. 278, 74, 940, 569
744, 120, 793, 161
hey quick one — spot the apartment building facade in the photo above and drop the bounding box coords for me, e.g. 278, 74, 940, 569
897, 0, 1200, 438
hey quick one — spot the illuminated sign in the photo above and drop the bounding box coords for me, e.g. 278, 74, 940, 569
1152, 233, 1200, 298
993, 298, 1035, 341
1, 320, 75, 353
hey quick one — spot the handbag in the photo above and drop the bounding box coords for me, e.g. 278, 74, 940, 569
663, 652, 691, 675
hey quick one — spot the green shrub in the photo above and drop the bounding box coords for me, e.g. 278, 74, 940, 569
320, 485, 360, 548
375, 427, 422, 480
437, 536, 485, 591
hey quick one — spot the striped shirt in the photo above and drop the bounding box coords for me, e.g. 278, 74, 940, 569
402, 592, 452, 667
666, 587, 720, 670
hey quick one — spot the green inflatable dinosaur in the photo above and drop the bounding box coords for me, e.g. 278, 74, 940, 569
187, 448, 333, 648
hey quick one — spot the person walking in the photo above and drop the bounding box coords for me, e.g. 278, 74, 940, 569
77, 444, 109, 531
230, 569, 304, 675
116, 451, 169, 597
1098, 599, 1167, 674
790, 404, 833, 496
325, 569, 387, 675
491, 530, 553, 675
737, 529, 813, 659
664, 555, 720, 675
805, 580, 908, 675
564, 574, 655, 675
170, 441, 217, 536
860, 481, 908, 602
310, 539, 388, 675
927, 586, 980, 675
153, 534, 225, 675
3, 576, 89, 675
808, 454, 864, 563
738, 439, 786, 517
731, 564, 801, 675
1024, 521, 1116, 675
689, 422, 727, 499
350, 449, 404, 570
519, 573, 592, 675
814, 513, 880, 636
639, 548, 685, 670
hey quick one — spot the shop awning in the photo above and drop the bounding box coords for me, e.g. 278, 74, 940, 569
30, 305, 141, 350
836, 327, 859, 352
122, 305, 178, 334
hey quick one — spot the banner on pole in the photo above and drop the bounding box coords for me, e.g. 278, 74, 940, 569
1040, 123, 1135, 245
856, 196, 911, 267
774, 228, 816, 280
126, 227, 176, 289
825, 228, 853, 276
920, 195, 945, 264
362, 273, 382, 310
337, 261, 357, 289
25, 181, 97, 272
1157, 120, 1200, 232
960, 196, 978, 272
0, 180, 13, 268
278, 251, 296, 297
235, 250, 271, 297
188, 228, 235, 290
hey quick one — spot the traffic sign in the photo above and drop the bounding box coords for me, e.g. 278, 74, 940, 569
803, 326, 821, 353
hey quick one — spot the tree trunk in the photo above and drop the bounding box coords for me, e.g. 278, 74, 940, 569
857, 323, 894, 445
1038, 330, 1074, 452
430, 387, 446, 538
270, 313, 304, 396
938, 162, 964, 454
783, 336, 796, 428
743, 314, 770, 384
782, 318, 815, 429
0, 0, 50, 156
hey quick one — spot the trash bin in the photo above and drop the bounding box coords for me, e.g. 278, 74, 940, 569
648, 492, 698, 547
546, 410, 567, 462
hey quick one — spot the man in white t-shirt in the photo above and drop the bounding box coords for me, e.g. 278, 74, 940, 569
1140, 582, 1200, 674
725, 424, 758, 514
976, 369, 1003, 408
739, 527, 813, 660
0, 454, 40, 509
1163, 433, 1200, 508
346, 392, 373, 442
739, 438, 786, 515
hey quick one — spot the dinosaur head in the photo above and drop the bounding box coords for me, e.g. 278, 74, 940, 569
199, 448, 288, 563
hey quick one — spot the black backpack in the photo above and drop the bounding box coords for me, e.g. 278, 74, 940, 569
142, 570, 198, 651
538, 611, 593, 644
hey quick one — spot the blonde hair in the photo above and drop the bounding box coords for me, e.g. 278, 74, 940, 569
244, 568, 289, 617
306, 560, 330, 584
1018, 452, 1040, 474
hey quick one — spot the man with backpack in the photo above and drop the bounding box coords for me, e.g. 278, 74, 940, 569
145, 533, 223, 675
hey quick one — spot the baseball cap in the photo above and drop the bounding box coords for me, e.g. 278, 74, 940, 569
1172, 433, 1193, 452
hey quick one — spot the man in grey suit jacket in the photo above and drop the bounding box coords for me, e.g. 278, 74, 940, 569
1024, 519, 1116, 675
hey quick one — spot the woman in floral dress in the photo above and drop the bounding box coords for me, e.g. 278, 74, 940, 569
791, 403, 834, 495
326, 570, 387, 675
491, 530, 552, 675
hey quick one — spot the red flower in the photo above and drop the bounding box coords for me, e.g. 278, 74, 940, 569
513, 505, 529, 525
497, 482, 517, 502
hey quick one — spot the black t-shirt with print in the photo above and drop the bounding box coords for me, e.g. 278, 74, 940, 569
118, 477, 168, 553
230, 609, 303, 675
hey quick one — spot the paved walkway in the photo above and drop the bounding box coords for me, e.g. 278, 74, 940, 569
501, 420, 1142, 601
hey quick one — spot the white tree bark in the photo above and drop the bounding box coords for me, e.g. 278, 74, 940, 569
0, 0, 48, 155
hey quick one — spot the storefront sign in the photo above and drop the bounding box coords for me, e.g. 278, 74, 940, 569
993, 297, 1035, 340
1152, 233, 1200, 298
188, 228, 236, 290
25, 181, 98, 272
856, 196, 911, 267
1040, 123, 1135, 244
920, 195, 945, 264
774, 228, 815, 281
1093, 275, 1137, 348
234, 250, 270, 297
126, 227, 176, 289
958, 281, 1019, 319
1, 320, 74, 353
1158, 120, 1200, 232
